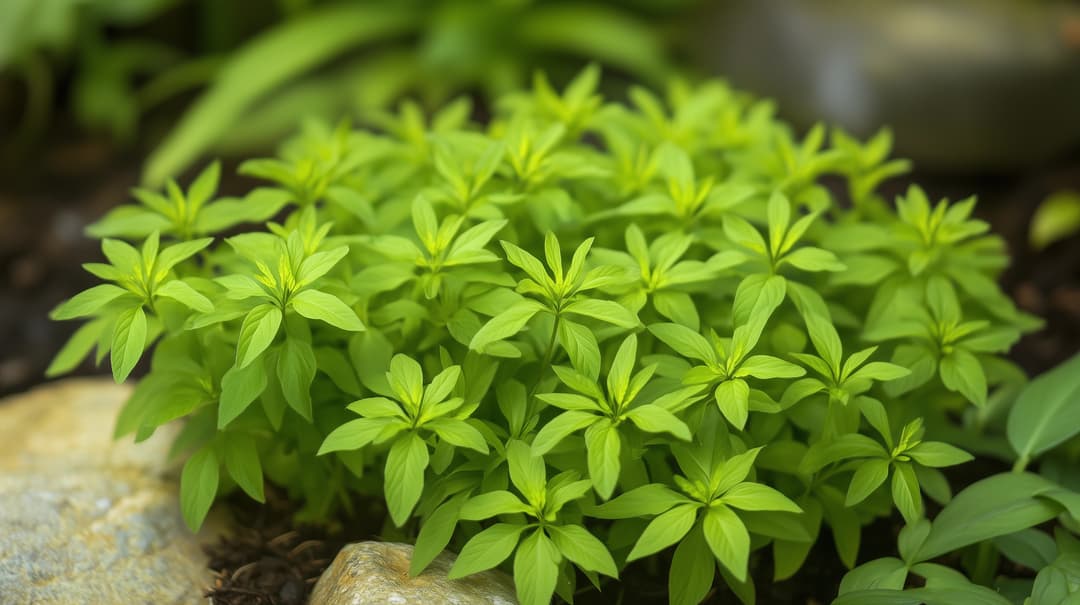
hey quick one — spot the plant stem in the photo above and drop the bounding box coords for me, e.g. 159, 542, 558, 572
1012, 454, 1029, 474
526, 313, 561, 417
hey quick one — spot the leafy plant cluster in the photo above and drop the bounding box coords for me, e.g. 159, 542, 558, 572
51, 67, 1069, 604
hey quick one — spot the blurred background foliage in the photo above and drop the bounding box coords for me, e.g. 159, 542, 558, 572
0, 0, 697, 182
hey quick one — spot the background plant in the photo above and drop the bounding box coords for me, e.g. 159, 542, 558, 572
1, 0, 692, 179
50, 67, 1049, 604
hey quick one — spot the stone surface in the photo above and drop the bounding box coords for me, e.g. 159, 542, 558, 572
0, 378, 217, 605
310, 542, 518, 605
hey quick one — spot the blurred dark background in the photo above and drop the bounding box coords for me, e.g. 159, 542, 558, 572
2, 0, 1079, 397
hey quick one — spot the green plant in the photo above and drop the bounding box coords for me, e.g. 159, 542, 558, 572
143, 0, 687, 185
1, 0, 182, 142
1030, 190, 1080, 251
50, 68, 1044, 604
3, 0, 688, 171
833, 352, 1080, 605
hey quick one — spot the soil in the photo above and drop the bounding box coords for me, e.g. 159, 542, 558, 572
1, 128, 1077, 603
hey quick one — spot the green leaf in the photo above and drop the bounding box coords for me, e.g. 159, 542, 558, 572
669, 524, 715, 605
449, 523, 527, 579
939, 349, 987, 406
111, 305, 148, 382
715, 379, 750, 430
427, 418, 488, 453
732, 273, 787, 338
654, 290, 701, 330
564, 298, 639, 328
296, 246, 349, 287
1030, 190, 1080, 249
627, 502, 699, 561
87, 207, 171, 239
767, 191, 791, 256
236, 304, 282, 368
224, 434, 264, 502
277, 337, 316, 421
469, 300, 544, 351
532, 410, 598, 455
180, 447, 219, 531
517, 5, 667, 80
196, 189, 290, 233
501, 240, 551, 286
803, 312, 842, 377
838, 557, 909, 594
449, 219, 508, 259
101, 238, 141, 272
1007, 352, 1080, 462
46, 319, 107, 377
384, 432, 429, 526
507, 440, 547, 505
547, 524, 618, 577
218, 360, 268, 428
784, 246, 845, 272
736, 355, 806, 379
590, 483, 689, 519
318, 417, 394, 454
513, 530, 561, 605
926, 276, 961, 324
906, 442, 973, 468
722, 482, 801, 513
846, 458, 891, 506
703, 503, 751, 581
993, 529, 1057, 571
388, 354, 424, 407
649, 323, 716, 364
606, 334, 637, 403
625, 405, 691, 440
848, 361, 911, 383
411, 493, 468, 577
714, 447, 763, 495
422, 365, 461, 407
289, 289, 365, 331
155, 280, 213, 313
143, 4, 416, 185
413, 197, 440, 253
585, 422, 622, 499
557, 319, 601, 378
724, 215, 768, 255
460, 491, 532, 520
156, 238, 213, 273
50, 284, 130, 320
916, 473, 1062, 561
891, 463, 923, 525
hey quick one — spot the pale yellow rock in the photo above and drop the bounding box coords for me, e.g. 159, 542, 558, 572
310, 542, 519, 605
0, 378, 219, 605
0, 378, 177, 473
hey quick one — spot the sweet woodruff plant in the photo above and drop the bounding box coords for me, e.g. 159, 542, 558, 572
48, 67, 1041, 604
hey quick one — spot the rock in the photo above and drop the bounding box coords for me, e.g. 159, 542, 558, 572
310, 542, 518, 605
0, 378, 218, 605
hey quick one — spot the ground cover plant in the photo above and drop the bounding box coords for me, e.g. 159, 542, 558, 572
48, 67, 1080, 604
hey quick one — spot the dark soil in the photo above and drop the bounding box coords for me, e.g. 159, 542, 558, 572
1, 131, 1077, 604
203, 487, 384, 605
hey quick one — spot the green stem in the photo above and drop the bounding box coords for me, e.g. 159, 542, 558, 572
526, 312, 561, 417
1012, 454, 1029, 474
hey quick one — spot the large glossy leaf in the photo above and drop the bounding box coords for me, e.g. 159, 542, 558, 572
915, 473, 1062, 561
1007, 352, 1080, 462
